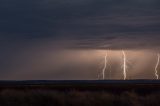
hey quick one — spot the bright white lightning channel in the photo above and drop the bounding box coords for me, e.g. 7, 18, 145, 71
98, 51, 109, 80
122, 50, 127, 80
155, 53, 160, 80
102, 52, 108, 80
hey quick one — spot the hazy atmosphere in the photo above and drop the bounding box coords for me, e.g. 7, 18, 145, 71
1, 0, 160, 80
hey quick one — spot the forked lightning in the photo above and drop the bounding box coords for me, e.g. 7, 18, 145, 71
155, 53, 160, 79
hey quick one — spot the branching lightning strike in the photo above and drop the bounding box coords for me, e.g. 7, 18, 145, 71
122, 50, 127, 80
155, 53, 160, 79
98, 51, 109, 80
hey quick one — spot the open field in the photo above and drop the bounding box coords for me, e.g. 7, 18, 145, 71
0, 80, 160, 93
0, 80, 160, 106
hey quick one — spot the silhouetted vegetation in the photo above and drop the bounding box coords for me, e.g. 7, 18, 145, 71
0, 89, 160, 106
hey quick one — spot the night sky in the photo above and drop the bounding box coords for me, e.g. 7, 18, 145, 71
1, 0, 160, 80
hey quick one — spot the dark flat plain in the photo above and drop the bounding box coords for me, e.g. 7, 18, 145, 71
0, 80, 160, 93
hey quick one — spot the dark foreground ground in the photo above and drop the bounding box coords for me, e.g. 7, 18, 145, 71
0, 80, 160, 106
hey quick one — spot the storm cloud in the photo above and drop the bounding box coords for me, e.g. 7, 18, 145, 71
1, 0, 160, 48
0, 0, 160, 79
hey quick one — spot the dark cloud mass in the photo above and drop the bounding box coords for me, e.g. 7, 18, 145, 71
0, 0, 160, 79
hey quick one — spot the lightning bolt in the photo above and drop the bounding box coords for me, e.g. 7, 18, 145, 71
155, 53, 160, 80
98, 51, 109, 80
102, 52, 108, 80
122, 50, 127, 80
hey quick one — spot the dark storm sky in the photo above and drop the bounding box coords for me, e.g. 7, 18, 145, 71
0, 0, 160, 42
1, 0, 160, 80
